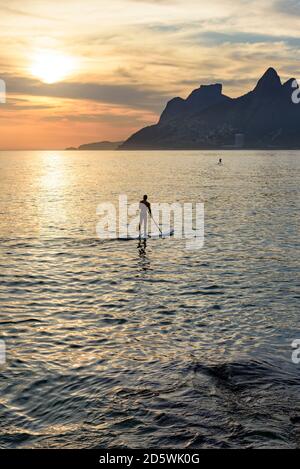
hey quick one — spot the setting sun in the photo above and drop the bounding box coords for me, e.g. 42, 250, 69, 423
30, 50, 76, 84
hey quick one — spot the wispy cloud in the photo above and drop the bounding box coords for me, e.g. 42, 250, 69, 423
43, 112, 148, 127
274, 0, 300, 16
4, 97, 55, 111
192, 31, 300, 47
1, 5, 57, 20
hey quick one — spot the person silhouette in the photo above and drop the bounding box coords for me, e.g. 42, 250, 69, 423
139, 195, 151, 238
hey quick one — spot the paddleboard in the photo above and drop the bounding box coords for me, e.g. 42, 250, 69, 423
118, 229, 174, 240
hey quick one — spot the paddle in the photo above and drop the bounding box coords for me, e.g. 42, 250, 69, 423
150, 213, 163, 236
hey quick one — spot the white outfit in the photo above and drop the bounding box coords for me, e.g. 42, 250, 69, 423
139, 202, 148, 237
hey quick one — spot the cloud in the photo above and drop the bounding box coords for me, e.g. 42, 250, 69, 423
193, 31, 300, 47
1, 6, 56, 20
3, 97, 55, 111
274, 0, 300, 15
42, 112, 148, 127
3, 74, 172, 113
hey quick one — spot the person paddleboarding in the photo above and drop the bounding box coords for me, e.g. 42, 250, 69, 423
139, 195, 151, 238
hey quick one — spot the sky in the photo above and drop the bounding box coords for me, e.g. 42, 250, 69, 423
0, 0, 300, 149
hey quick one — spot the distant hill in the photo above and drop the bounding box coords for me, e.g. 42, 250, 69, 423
120, 68, 300, 150
66, 141, 123, 150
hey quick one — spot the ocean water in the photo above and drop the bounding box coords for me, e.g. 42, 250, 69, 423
0, 150, 299, 449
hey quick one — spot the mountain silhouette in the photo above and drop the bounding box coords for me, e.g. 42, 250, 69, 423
66, 140, 123, 150
120, 68, 300, 149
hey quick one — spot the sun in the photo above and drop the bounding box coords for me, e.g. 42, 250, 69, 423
30, 50, 76, 84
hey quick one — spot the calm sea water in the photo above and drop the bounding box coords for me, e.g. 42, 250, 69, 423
0, 150, 299, 449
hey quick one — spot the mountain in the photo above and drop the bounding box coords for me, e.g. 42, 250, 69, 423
120, 68, 300, 149
66, 141, 123, 150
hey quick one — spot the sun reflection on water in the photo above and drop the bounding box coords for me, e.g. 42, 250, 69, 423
37, 152, 69, 237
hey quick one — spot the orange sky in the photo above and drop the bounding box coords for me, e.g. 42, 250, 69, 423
1, 0, 300, 149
